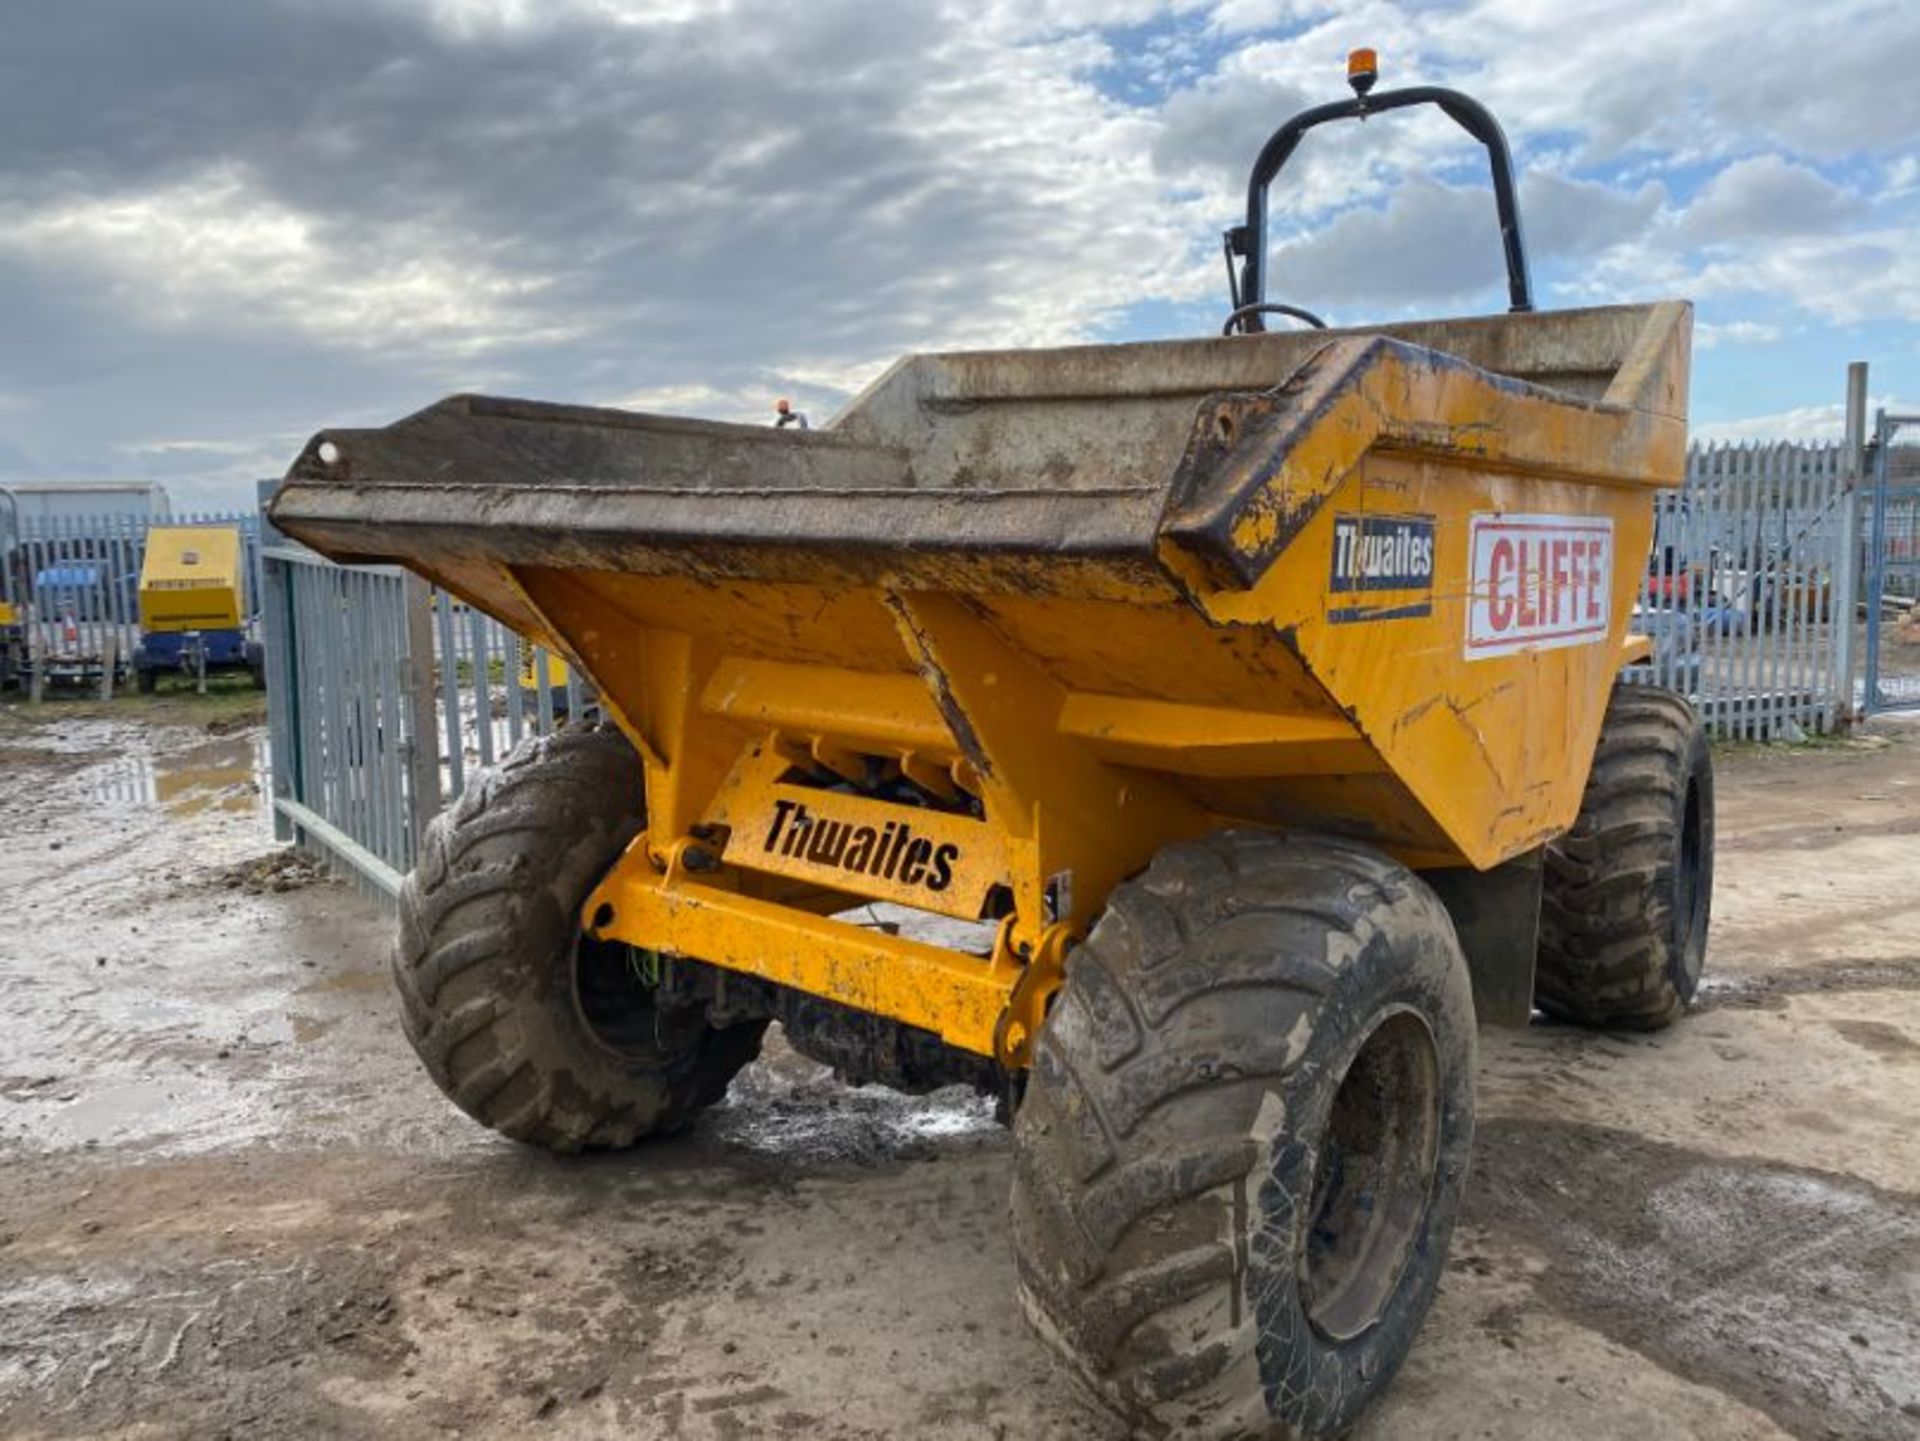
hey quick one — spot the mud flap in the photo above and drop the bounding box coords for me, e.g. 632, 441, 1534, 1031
1421, 848, 1541, 1028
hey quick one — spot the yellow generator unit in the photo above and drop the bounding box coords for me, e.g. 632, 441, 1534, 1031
134, 525, 261, 692
138, 525, 244, 633
270, 57, 1711, 1441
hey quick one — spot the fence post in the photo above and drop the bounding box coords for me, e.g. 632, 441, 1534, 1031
1863, 410, 1893, 714
27, 597, 43, 705
259, 482, 299, 841
403, 575, 442, 854
1832, 361, 1869, 727
264, 556, 299, 842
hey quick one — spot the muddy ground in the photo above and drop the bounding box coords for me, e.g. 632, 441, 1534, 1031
2, 700, 1917, 1441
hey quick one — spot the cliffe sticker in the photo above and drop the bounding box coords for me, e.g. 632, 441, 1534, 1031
1466, 514, 1613, 659
1328, 512, 1435, 623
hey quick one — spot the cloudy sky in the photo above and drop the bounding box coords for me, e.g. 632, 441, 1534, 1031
2, 0, 1916, 511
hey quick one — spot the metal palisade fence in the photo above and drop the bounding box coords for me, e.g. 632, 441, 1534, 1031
1628, 439, 1859, 739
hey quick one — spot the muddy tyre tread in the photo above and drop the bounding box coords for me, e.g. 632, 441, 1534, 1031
1011, 830, 1474, 1440
1536, 684, 1713, 1030
394, 724, 760, 1152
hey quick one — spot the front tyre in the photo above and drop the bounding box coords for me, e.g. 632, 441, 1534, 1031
1011, 832, 1475, 1440
394, 724, 765, 1152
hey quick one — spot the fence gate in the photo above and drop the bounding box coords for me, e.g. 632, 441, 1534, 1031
261, 544, 440, 898
260, 509, 589, 902
1863, 411, 1920, 714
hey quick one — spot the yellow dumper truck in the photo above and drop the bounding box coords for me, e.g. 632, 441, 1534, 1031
270, 60, 1710, 1441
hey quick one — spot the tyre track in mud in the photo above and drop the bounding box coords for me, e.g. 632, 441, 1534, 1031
1470, 1119, 1920, 1441
1696, 956, 1920, 1007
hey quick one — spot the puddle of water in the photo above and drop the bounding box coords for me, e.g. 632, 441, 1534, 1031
710, 1052, 1000, 1166
3, 1076, 267, 1153
892, 1100, 1000, 1139
86, 734, 266, 818
296, 970, 388, 997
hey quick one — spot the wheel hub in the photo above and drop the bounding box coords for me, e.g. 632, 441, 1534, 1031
572, 937, 698, 1061
1300, 1009, 1442, 1342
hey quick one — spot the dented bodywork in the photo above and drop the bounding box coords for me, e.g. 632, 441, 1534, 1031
270, 301, 1691, 1062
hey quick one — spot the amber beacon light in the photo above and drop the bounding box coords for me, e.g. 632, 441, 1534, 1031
1348, 46, 1379, 96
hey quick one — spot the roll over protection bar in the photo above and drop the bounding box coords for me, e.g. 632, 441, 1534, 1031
1225, 84, 1534, 331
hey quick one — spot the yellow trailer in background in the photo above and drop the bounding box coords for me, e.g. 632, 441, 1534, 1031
270, 58, 1711, 1441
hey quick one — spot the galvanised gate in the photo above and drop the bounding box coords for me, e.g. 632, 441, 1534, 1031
1863, 412, 1920, 714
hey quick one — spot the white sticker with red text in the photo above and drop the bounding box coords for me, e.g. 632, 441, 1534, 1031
1466, 514, 1613, 659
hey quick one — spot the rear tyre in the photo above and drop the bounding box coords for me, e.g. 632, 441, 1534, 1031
1011, 832, 1475, 1440
1536, 683, 1713, 1029
135, 666, 158, 695
394, 724, 765, 1152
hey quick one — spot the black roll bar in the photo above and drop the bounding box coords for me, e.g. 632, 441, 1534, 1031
1226, 85, 1533, 330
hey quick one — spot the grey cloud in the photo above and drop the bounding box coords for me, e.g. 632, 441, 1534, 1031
1263, 169, 1665, 316
1, 3, 937, 221
0, 1, 1189, 505
0, 245, 439, 476
1687, 24, 1920, 161
1427, 0, 1920, 164
1673, 155, 1864, 247
0, 0, 1112, 361
1267, 175, 1506, 314
1151, 70, 1311, 183
1149, 61, 1453, 218
1525, 171, 1666, 256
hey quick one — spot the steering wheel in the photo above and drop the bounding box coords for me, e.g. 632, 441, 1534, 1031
1222, 302, 1328, 336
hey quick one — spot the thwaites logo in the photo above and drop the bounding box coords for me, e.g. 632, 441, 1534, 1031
1328, 512, 1436, 623
764, 798, 960, 893
1466, 514, 1613, 659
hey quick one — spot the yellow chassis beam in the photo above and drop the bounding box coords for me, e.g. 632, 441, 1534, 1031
565, 587, 1221, 1067
585, 842, 1058, 1062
